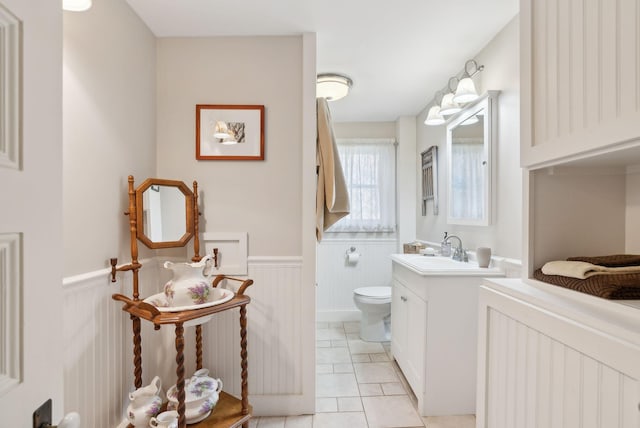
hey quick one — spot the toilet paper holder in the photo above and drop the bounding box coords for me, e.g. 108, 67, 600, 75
345, 247, 361, 262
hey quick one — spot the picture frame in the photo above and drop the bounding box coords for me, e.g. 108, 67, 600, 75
196, 104, 265, 160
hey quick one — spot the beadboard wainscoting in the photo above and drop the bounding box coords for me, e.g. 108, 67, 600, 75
63, 259, 187, 427
64, 256, 311, 422
477, 280, 640, 428
317, 239, 397, 322
202, 256, 307, 416
63, 261, 145, 427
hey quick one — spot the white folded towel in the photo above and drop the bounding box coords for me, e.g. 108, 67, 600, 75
541, 260, 640, 279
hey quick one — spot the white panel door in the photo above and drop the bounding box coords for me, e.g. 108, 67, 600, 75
0, 0, 64, 425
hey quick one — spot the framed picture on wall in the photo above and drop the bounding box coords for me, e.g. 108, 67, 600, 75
196, 104, 265, 160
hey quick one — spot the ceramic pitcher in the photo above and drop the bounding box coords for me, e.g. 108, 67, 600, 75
163, 254, 215, 307
126, 376, 163, 427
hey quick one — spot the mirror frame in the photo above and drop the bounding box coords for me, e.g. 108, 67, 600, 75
445, 91, 498, 226
135, 178, 195, 249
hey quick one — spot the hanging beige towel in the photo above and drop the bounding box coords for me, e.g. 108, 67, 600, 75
316, 98, 349, 241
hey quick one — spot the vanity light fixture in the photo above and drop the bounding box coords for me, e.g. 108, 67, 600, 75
439, 77, 462, 116
63, 0, 92, 11
453, 60, 484, 104
424, 92, 445, 125
317, 73, 353, 101
424, 58, 484, 126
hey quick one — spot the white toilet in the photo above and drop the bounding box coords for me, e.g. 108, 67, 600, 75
353, 286, 392, 342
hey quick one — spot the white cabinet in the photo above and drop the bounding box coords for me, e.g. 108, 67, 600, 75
391, 279, 426, 392
521, 0, 640, 169
477, 278, 640, 428
390, 260, 502, 416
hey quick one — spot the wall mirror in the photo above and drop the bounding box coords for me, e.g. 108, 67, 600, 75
135, 178, 195, 248
446, 91, 498, 226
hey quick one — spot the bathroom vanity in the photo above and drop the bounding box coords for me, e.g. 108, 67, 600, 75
389, 254, 504, 416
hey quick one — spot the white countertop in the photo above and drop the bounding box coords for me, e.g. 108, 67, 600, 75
390, 253, 506, 277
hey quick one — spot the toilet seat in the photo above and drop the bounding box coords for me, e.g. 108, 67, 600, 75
354, 286, 391, 299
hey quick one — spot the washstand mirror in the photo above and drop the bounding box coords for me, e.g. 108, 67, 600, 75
446, 91, 498, 226
135, 178, 195, 248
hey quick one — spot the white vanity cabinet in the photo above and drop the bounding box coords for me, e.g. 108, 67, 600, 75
390, 255, 504, 416
521, 0, 640, 169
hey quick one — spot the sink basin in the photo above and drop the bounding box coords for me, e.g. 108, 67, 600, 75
391, 254, 504, 276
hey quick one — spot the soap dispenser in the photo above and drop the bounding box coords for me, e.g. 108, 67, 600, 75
440, 232, 451, 257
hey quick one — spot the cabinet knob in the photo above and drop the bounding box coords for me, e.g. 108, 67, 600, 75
401, 296, 407, 302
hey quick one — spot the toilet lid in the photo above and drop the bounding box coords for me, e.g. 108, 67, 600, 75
354, 287, 391, 299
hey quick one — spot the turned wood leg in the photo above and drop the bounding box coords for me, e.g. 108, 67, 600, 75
240, 304, 249, 415
132, 316, 142, 389
196, 324, 203, 370
175, 323, 186, 428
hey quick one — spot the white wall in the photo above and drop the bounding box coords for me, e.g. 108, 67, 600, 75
62, 0, 158, 423
155, 35, 316, 415
396, 116, 418, 250
156, 37, 303, 257
63, 0, 157, 276
626, 167, 640, 253
531, 167, 627, 270
416, 15, 522, 260
333, 121, 396, 139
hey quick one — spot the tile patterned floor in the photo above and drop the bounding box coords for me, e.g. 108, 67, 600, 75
249, 322, 476, 428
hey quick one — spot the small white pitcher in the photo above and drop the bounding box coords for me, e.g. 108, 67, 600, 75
150, 410, 179, 428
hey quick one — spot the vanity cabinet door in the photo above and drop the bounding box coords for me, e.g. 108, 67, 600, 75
391, 279, 426, 395
404, 287, 427, 391
521, 0, 640, 168
391, 279, 408, 365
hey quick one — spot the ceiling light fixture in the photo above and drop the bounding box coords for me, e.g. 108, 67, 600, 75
63, 0, 92, 12
424, 59, 484, 126
317, 73, 353, 101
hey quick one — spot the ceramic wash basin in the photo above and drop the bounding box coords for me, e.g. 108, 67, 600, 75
390, 254, 504, 276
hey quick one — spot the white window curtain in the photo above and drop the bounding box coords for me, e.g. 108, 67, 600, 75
450, 140, 483, 219
327, 138, 396, 232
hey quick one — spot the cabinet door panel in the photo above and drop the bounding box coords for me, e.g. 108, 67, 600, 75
522, 0, 640, 168
391, 280, 408, 364
404, 289, 427, 390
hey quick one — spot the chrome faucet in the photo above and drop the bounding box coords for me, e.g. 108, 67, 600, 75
444, 235, 468, 262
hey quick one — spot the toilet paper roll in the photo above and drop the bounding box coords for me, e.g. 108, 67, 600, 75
347, 252, 360, 264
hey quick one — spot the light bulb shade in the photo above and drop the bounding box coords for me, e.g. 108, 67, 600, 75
459, 114, 480, 126
424, 105, 445, 126
453, 77, 479, 104
63, 0, 92, 11
317, 73, 353, 101
213, 121, 230, 139
439, 93, 461, 116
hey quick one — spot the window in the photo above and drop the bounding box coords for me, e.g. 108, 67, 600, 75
327, 138, 396, 232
